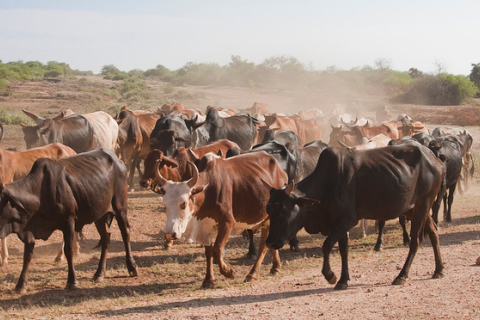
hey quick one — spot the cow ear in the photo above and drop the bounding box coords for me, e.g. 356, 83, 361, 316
154, 186, 166, 195
292, 196, 320, 207
20, 123, 28, 128
159, 157, 178, 168
1, 187, 28, 214
191, 184, 208, 196
217, 149, 223, 157
116, 118, 126, 125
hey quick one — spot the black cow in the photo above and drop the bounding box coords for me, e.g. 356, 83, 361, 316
21, 114, 94, 153
264, 143, 445, 290
286, 140, 329, 182
412, 132, 434, 146
428, 135, 463, 223
0, 148, 138, 293
193, 108, 259, 151
150, 115, 192, 156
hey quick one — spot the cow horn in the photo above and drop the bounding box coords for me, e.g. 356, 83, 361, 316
186, 161, 198, 188
341, 118, 354, 129
154, 160, 169, 187
337, 140, 353, 149
285, 180, 294, 196
260, 178, 273, 190
353, 117, 358, 125
22, 109, 45, 125
0, 122, 4, 143
188, 148, 199, 161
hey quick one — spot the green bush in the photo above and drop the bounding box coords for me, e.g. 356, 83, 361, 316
394, 74, 478, 105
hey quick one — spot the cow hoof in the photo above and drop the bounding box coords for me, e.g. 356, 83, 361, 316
432, 271, 444, 279
14, 285, 26, 295
334, 283, 348, 290
65, 283, 78, 290
244, 274, 257, 282
270, 268, 281, 276
202, 280, 215, 289
290, 245, 300, 252
374, 245, 382, 252
129, 268, 138, 277
93, 275, 104, 283
325, 271, 337, 285
392, 277, 407, 285
222, 268, 235, 279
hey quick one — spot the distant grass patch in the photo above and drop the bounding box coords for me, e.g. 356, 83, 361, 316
0, 108, 33, 125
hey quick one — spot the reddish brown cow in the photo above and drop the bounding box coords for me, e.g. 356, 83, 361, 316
154, 151, 287, 288
259, 114, 298, 144
293, 118, 323, 145
160, 102, 184, 114
140, 139, 240, 191
329, 122, 399, 147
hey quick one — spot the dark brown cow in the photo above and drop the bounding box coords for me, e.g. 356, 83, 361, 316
21, 112, 94, 153
154, 152, 287, 288
0, 148, 137, 293
0, 141, 77, 266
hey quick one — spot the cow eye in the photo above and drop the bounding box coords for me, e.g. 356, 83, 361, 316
180, 202, 186, 210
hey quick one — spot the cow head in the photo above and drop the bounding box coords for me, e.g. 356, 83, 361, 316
0, 184, 32, 238
139, 149, 178, 190
262, 180, 319, 250
155, 161, 207, 241
21, 119, 54, 149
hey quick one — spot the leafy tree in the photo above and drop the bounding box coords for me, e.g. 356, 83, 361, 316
469, 63, 480, 92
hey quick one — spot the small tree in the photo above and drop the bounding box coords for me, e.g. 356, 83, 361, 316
469, 63, 480, 95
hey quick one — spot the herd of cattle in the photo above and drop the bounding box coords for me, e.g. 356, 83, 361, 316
0, 101, 475, 293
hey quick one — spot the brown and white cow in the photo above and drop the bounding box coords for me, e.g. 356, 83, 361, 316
154, 152, 287, 288
0, 139, 77, 266
22, 110, 118, 152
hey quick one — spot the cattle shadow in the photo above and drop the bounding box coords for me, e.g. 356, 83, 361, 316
95, 286, 334, 317
0, 281, 189, 311
128, 192, 161, 199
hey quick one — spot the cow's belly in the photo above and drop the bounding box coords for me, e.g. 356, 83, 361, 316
183, 218, 264, 246
184, 217, 218, 246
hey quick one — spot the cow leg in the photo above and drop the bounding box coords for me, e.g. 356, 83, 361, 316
374, 220, 385, 251
127, 158, 138, 192
115, 211, 138, 277
445, 184, 456, 223
393, 203, 428, 285
213, 222, 235, 280
15, 234, 35, 294
0, 237, 8, 266
289, 236, 300, 252
63, 224, 78, 290
55, 232, 80, 263
202, 245, 215, 288
335, 233, 350, 290
322, 219, 356, 287
93, 218, 111, 282
245, 223, 280, 281
246, 229, 258, 260
442, 191, 448, 222
425, 215, 444, 279
399, 216, 410, 246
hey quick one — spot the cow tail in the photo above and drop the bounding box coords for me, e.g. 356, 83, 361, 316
469, 153, 475, 179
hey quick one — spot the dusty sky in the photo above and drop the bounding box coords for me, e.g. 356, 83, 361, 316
1, 0, 479, 75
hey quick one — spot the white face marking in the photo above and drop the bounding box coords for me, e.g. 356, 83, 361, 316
162, 181, 196, 239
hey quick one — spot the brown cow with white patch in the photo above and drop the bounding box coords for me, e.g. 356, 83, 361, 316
154, 152, 287, 288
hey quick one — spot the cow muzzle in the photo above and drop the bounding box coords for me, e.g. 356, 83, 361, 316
165, 233, 178, 241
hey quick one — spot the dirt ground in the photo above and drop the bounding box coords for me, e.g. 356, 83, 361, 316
0, 78, 480, 319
